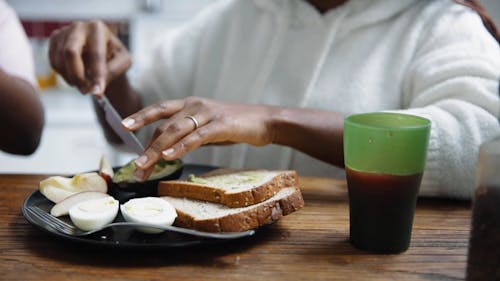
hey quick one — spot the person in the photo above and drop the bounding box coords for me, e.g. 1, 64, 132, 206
0, 0, 44, 155
48, 0, 500, 199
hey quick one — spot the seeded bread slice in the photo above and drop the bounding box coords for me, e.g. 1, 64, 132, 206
161, 186, 304, 232
158, 169, 298, 208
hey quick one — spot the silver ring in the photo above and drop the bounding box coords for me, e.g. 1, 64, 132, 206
185, 115, 199, 130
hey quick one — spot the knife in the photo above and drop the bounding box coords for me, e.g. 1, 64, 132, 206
93, 95, 145, 154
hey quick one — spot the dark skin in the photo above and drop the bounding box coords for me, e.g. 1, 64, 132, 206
307, 0, 347, 13
0, 68, 44, 155
48, 1, 347, 181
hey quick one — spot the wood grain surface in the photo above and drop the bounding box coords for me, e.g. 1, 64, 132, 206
0, 174, 472, 281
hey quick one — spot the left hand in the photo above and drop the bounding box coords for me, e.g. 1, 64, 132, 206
122, 96, 277, 181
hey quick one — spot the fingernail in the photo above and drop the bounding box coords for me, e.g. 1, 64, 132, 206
133, 169, 145, 182
162, 148, 174, 157
91, 84, 101, 95
122, 118, 135, 128
135, 155, 148, 167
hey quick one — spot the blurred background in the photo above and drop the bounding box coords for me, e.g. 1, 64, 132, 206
0, 0, 499, 174
1, 0, 212, 174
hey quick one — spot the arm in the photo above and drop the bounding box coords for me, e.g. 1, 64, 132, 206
0, 68, 44, 155
270, 107, 345, 167
121, 97, 346, 181
398, 5, 500, 199
49, 21, 140, 145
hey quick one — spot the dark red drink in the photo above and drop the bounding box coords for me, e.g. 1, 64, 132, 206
346, 167, 422, 253
466, 187, 500, 281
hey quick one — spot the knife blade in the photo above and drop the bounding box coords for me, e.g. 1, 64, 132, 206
93, 95, 144, 154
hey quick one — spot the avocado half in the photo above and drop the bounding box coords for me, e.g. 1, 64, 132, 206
109, 158, 183, 202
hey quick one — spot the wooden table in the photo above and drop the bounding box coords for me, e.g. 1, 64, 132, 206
0, 174, 472, 280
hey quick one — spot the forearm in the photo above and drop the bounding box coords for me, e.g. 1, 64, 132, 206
270, 107, 346, 167
92, 73, 143, 144
0, 68, 44, 155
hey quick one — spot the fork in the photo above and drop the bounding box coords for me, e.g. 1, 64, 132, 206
26, 206, 254, 239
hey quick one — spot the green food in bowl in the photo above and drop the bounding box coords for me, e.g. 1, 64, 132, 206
110, 159, 183, 202
113, 158, 183, 184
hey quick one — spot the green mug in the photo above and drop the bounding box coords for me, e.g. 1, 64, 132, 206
344, 112, 431, 253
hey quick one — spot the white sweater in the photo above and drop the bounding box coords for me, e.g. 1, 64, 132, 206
0, 0, 37, 87
133, 0, 500, 199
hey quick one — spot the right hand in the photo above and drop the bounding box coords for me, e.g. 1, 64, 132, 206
49, 20, 132, 95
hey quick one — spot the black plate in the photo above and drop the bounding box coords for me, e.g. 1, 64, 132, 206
22, 163, 256, 249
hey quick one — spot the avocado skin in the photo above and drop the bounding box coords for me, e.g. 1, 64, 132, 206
108, 159, 183, 203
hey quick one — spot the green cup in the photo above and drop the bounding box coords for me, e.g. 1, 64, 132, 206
344, 112, 431, 253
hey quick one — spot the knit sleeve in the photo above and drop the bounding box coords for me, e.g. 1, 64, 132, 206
400, 3, 500, 199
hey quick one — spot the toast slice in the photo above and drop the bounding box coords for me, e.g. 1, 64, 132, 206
161, 186, 304, 232
158, 169, 298, 208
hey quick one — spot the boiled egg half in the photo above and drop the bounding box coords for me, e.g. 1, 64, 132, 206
120, 197, 177, 234
69, 197, 119, 231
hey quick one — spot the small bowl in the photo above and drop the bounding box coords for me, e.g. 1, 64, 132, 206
108, 159, 183, 203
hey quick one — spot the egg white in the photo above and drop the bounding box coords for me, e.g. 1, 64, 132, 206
120, 197, 177, 234
69, 197, 119, 231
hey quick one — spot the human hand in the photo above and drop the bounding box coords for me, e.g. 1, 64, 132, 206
49, 20, 131, 95
121, 97, 277, 181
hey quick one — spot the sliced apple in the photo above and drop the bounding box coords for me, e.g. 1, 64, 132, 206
40, 176, 73, 189
99, 155, 114, 185
50, 191, 111, 217
39, 184, 77, 204
40, 176, 77, 203
71, 173, 108, 193
40, 172, 108, 203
